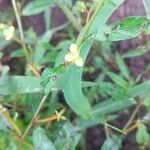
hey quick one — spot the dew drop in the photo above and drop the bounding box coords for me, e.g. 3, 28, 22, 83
26, 88, 29, 92
51, 88, 57, 91
33, 88, 40, 92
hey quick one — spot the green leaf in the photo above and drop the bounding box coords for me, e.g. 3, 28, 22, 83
108, 29, 141, 41
81, 81, 98, 87
22, 0, 56, 16
10, 49, 25, 58
40, 65, 65, 94
106, 72, 128, 88
144, 97, 150, 111
112, 86, 129, 101
115, 52, 129, 79
101, 136, 121, 150
123, 49, 147, 58
54, 50, 67, 67
95, 16, 146, 41
54, 122, 81, 150
64, 40, 93, 118
136, 123, 150, 144
88, 0, 124, 35
33, 127, 56, 150
94, 25, 112, 41
0, 114, 13, 132
113, 16, 146, 30
0, 76, 41, 95
109, 16, 146, 41
79, 117, 103, 129
98, 81, 114, 94
128, 81, 150, 97
0, 75, 98, 96
63, 0, 124, 118
92, 99, 135, 117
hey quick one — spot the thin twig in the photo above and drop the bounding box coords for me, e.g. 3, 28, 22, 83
11, 0, 24, 41
19, 91, 51, 147
11, 0, 29, 62
104, 120, 109, 138
85, 9, 92, 25
28, 64, 40, 77
123, 102, 141, 131
106, 123, 126, 135
125, 122, 139, 133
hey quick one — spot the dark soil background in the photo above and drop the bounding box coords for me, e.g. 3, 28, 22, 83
0, 0, 150, 149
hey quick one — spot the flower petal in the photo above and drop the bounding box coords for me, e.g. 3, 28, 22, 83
75, 57, 83, 67
4, 26, 15, 41
69, 43, 78, 54
64, 53, 74, 62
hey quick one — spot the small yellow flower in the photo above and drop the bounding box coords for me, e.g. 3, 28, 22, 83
3, 26, 15, 41
55, 109, 66, 121
0, 23, 4, 29
65, 43, 83, 67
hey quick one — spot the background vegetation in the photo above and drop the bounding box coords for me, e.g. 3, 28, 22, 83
0, 0, 150, 149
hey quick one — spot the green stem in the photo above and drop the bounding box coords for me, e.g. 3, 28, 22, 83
11, 0, 29, 62
44, 7, 51, 31
19, 91, 51, 146
107, 123, 126, 135
104, 120, 109, 138
59, 4, 82, 32
77, 0, 105, 47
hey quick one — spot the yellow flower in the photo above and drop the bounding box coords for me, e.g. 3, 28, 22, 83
3, 26, 15, 41
0, 23, 4, 29
64, 43, 83, 67
55, 109, 66, 121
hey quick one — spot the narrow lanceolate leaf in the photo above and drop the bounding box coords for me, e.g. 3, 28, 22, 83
33, 127, 56, 150
64, 40, 93, 118
22, 0, 56, 16
95, 16, 146, 41
55, 122, 81, 150
63, 0, 124, 118
123, 49, 147, 58
92, 99, 135, 117
10, 49, 25, 58
0, 75, 98, 96
128, 81, 150, 97
106, 72, 128, 88
115, 52, 130, 80
109, 16, 146, 41
0, 76, 41, 95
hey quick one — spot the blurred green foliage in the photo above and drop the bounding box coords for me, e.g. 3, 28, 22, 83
0, 0, 150, 149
